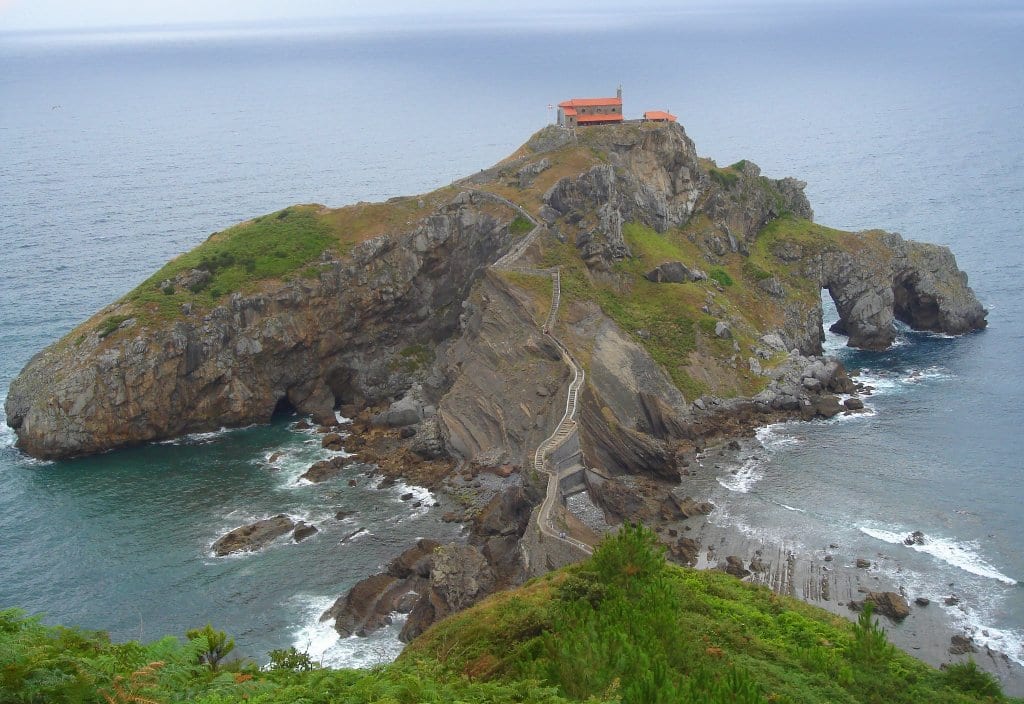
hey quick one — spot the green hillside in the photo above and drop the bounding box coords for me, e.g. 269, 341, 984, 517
0, 527, 1013, 703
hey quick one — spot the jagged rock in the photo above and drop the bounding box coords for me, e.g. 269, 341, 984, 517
904, 530, 926, 546
945, 594, 960, 606
300, 456, 347, 483
400, 544, 495, 641
387, 539, 439, 579
672, 537, 700, 566
844, 397, 865, 410
409, 416, 447, 460
949, 634, 977, 655
850, 591, 911, 621
659, 494, 714, 521
722, 556, 751, 578
211, 514, 295, 556
814, 396, 843, 419
915, 597, 930, 607
856, 558, 871, 568
714, 321, 732, 339
757, 276, 786, 298
321, 432, 345, 450
516, 158, 550, 188
292, 522, 318, 542
645, 261, 706, 283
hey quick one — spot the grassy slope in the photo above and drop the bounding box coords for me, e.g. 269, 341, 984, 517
76, 188, 478, 340
1, 527, 1012, 704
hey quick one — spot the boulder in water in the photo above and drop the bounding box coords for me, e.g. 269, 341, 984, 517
211, 514, 296, 556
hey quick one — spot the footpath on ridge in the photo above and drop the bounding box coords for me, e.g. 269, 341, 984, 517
484, 191, 593, 558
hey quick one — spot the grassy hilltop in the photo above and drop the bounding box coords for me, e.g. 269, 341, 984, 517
0, 527, 1013, 704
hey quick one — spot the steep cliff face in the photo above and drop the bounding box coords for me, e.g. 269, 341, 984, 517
5, 194, 520, 459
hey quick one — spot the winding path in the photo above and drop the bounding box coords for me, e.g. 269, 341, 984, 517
486, 192, 593, 557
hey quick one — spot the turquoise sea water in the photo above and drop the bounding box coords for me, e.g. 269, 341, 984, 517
1, 3, 1022, 667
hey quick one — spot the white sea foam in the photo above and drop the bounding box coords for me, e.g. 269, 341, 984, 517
0, 418, 15, 449
863, 559, 1024, 666
159, 426, 249, 445
716, 455, 764, 493
755, 423, 801, 449
290, 596, 407, 669
780, 504, 805, 513
334, 411, 353, 425
858, 525, 1017, 586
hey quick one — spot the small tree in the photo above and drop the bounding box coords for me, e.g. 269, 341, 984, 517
185, 624, 234, 672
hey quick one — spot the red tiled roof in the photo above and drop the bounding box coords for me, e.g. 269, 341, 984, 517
644, 110, 677, 122
558, 97, 622, 108
576, 113, 624, 124
561, 107, 577, 116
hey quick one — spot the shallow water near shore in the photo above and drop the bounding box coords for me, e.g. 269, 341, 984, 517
1, 1, 1022, 681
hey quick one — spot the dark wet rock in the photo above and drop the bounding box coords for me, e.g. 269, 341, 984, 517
211, 514, 295, 556
915, 597, 930, 607
334, 509, 355, 520
388, 539, 440, 579
339, 527, 367, 543
293, 522, 319, 542
949, 634, 977, 655
904, 530, 926, 546
659, 494, 715, 521
945, 594, 961, 606
320, 573, 411, 637
814, 396, 843, 419
855, 558, 871, 568
322, 432, 345, 450
399, 426, 417, 439
721, 555, 751, 579
294, 420, 311, 430
850, 591, 911, 621
400, 492, 414, 501
749, 557, 769, 573
671, 537, 701, 566
267, 451, 283, 464
844, 397, 865, 410
300, 456, 347, 483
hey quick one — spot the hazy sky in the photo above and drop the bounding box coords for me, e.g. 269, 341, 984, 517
0, 0, 951, 33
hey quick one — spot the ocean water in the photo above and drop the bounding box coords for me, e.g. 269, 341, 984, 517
1, 3, 1022, 666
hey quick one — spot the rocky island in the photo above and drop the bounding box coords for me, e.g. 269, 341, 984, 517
4, 121, 993, 672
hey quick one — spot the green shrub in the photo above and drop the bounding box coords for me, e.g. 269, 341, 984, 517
510, 215, 534, 236
709, 168, 739, 189
942, 659, 1003, 698
709, 268, 734, 287
742, 260, 773, 281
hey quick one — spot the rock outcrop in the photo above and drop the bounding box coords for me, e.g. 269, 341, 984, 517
6, 193, 521, 459
806, 233, 987, 350
211, 515, 315, 556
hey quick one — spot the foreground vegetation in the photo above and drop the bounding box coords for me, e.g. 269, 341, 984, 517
1, 526, 1012, 703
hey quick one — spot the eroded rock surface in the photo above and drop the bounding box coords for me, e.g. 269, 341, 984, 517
211, 515, 297, 556
6, 194, 521, 459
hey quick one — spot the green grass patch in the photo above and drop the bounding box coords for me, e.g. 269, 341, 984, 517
510, 215, 534, 236
709, 267, 734, 287
742, 260, 773, 282
730, 159, 749, 171
709, 167, 740, 189
96, 314, 130, 339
